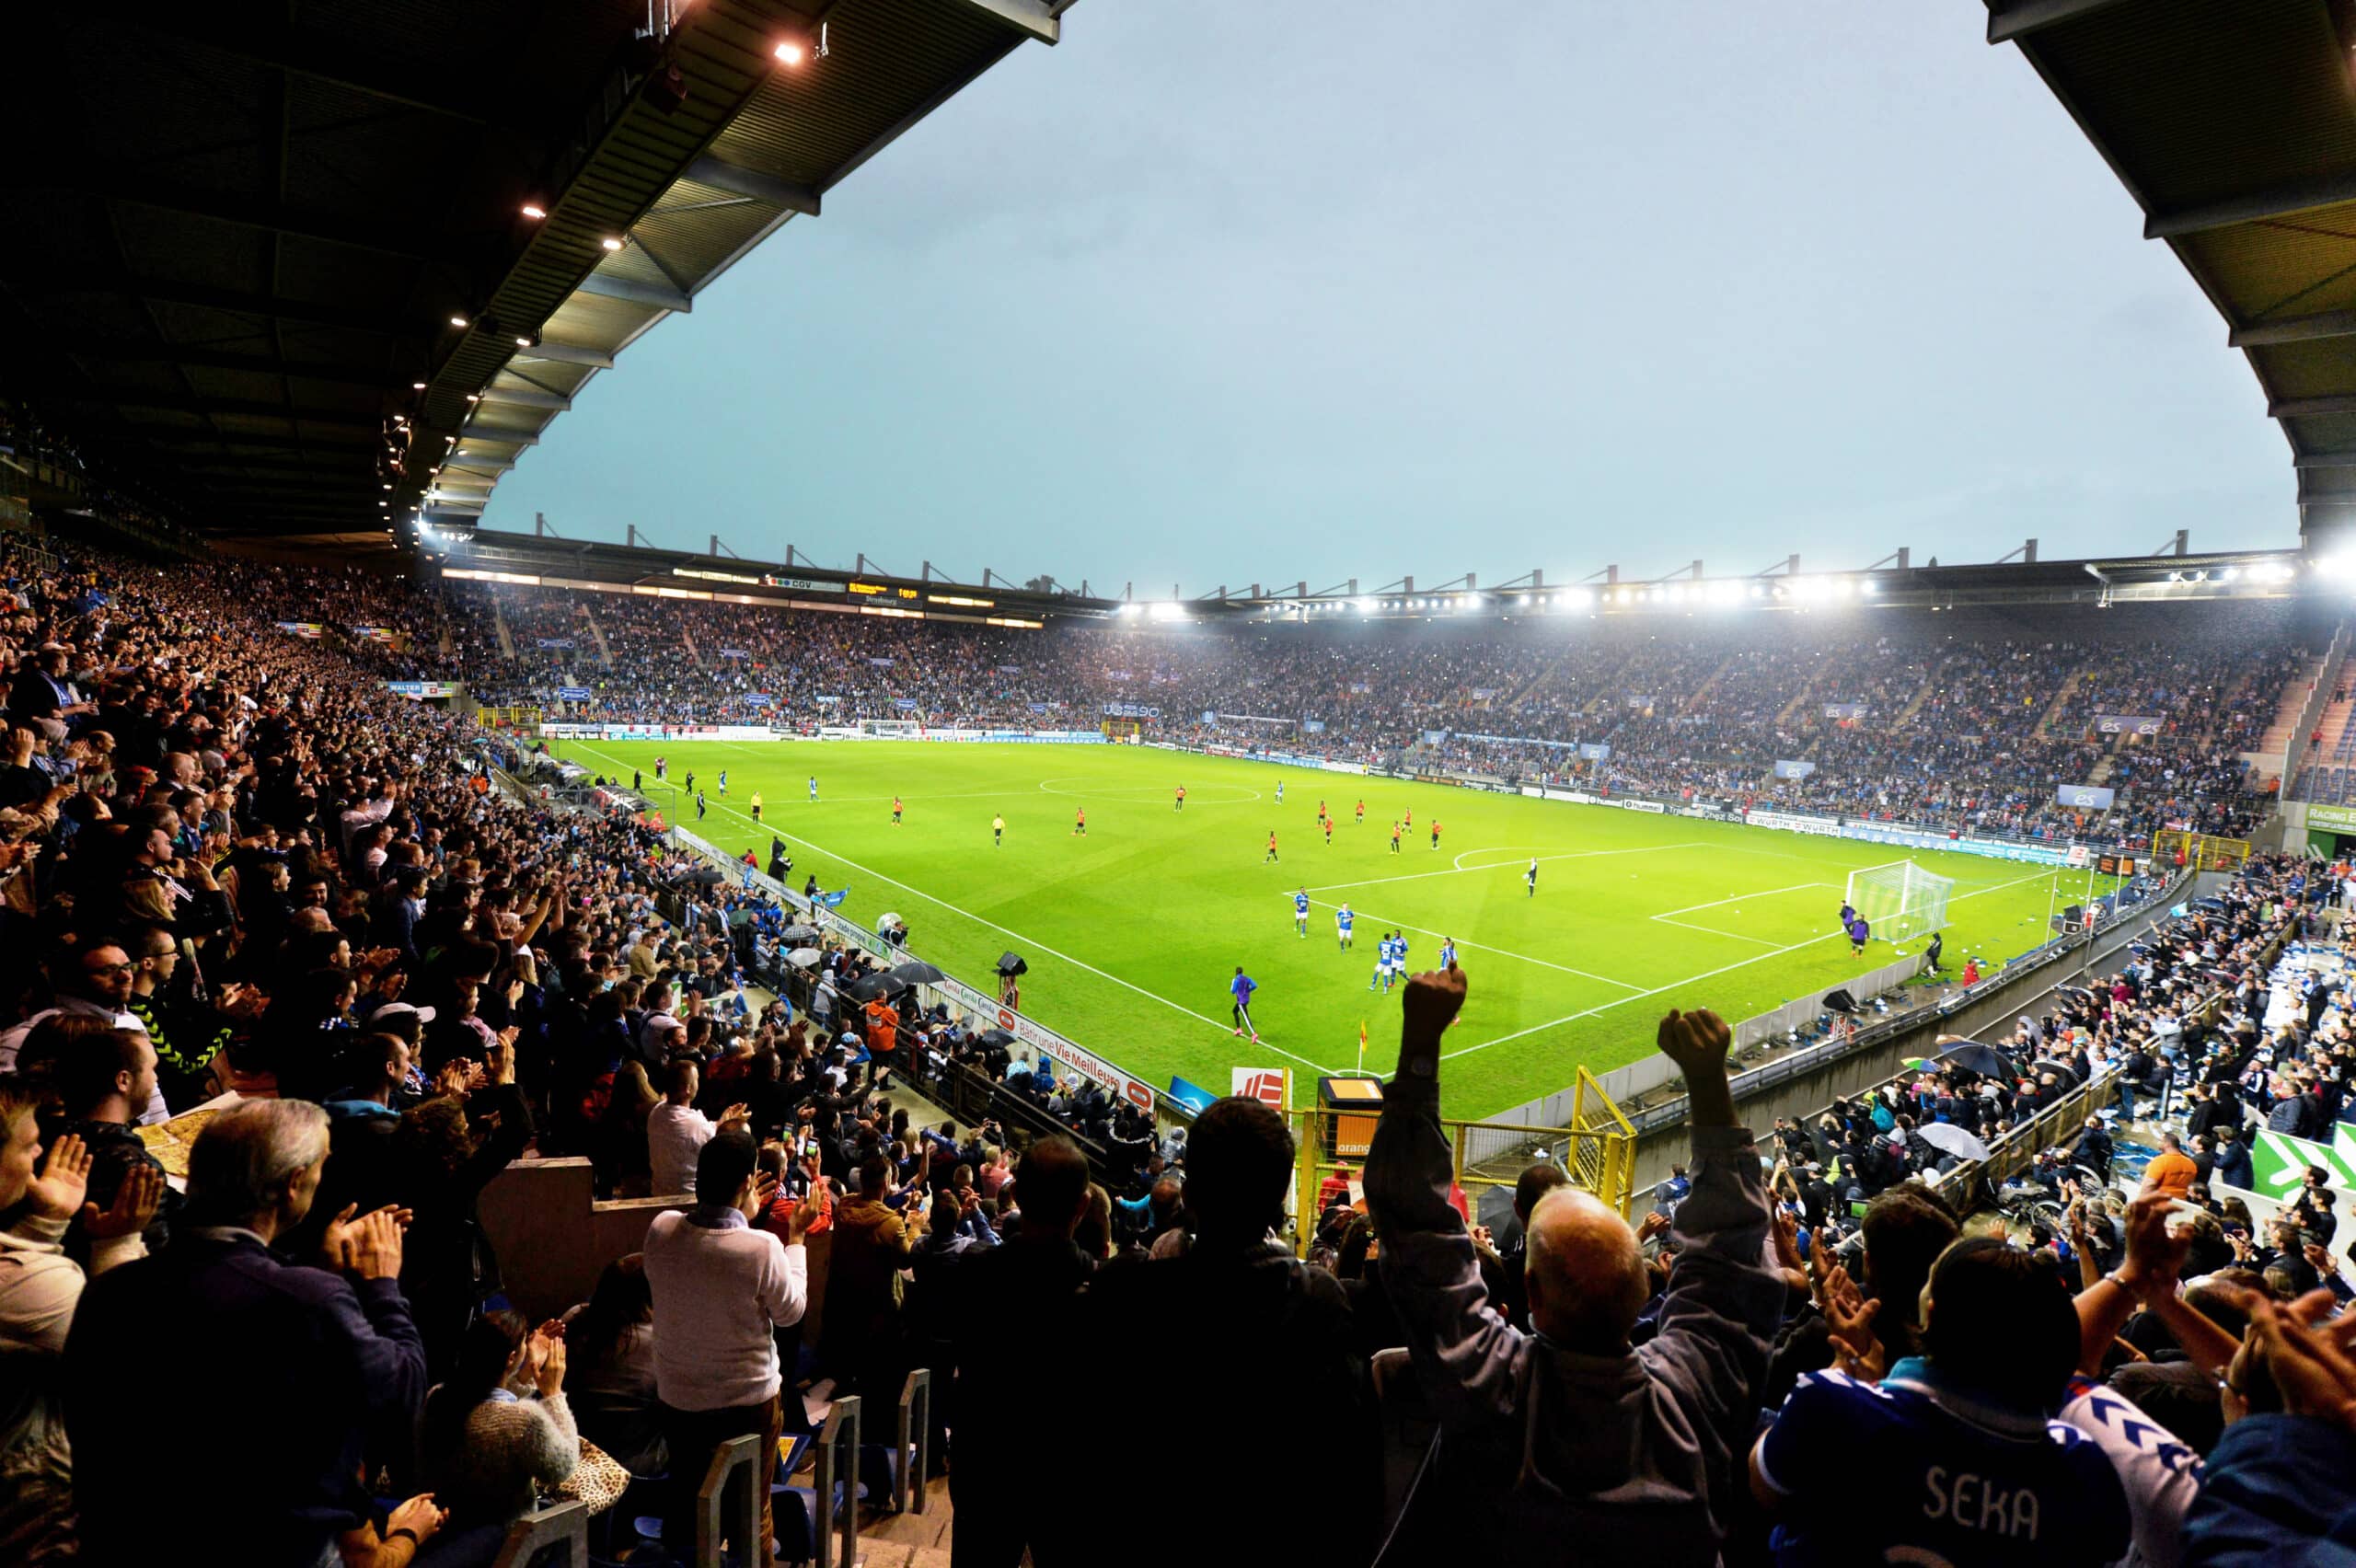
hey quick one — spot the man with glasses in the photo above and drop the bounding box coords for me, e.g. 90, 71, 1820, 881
123, 922, 229, 1111
0, 940, 154, 1124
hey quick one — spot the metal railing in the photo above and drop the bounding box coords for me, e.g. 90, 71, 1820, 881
491, 1500, 590, 1568
1288, 1090, 1639, 1245
895, 1368, 933, 1516
809, 1394, 863, 1568
695, 1433, 763, 1568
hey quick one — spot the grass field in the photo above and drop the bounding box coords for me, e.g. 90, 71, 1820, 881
548, 739, 2117, 1117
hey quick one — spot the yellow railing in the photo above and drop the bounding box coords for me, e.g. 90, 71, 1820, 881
2152, 828, 2249, 872
1287, 1070, 1638, 1253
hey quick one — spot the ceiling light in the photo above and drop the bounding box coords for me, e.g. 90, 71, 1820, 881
449, 315, 468, 328
600, 236, 624, 251
411, 381, 427, 390
465, 393, 480, 403
515, 336, 532, 347
520, 203, 546, 220
382, 483, 391, 490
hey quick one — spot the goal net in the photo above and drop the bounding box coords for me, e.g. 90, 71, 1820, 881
1844, 859, 1953, 945
857, 718, 923, 737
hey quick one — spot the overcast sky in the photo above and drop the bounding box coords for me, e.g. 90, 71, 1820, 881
476, 2, 2294, 593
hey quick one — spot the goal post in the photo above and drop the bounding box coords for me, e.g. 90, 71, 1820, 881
1843, 859, 1954, 944
857, 718, 923, 738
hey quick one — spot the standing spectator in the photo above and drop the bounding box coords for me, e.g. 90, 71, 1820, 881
1081, 1096, 1376, 1567
65, 1100, 426, 1568
2142, 1132, 2200, 1201
1365, 976, 1784, 1559
821, 1150, 919, 1403
645, 1059, 749, 1196
944, 1136, 1093, 1565
561, 1254, 666, 1478
643, 1133, 816, 1567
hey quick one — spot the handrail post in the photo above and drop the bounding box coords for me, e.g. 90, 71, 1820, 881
490, 1500, 590, 1568
695, 1433, 762, 1568
812, 1393, 863, 1568
898, 1368, 932, 1514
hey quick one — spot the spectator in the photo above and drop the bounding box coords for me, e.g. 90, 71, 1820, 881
2143, 1132, 2200, 1201
942, 1135, 1093, 1563
1750, 1236, 2131, 1564
561, 1254, 666, 1478
0, 1076, 160, 1566
419, 1310, 579, 1528
65, 1099, 426, 1568
1082, 1096, 1376, 1568
643, 1132, 816, 1566
645, 1058, 749, 1196
1366, 977, 1784, 1559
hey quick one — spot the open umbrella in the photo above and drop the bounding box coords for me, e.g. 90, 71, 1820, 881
977, 1028, 1017, 1047
876, 912, 906, 932
1936, 1042, 2015, 1078
780, 924, 821, 943
888, 961, 947, 986
849, 972, 910, 1002
1915, 1122, 1993, 1163
785, 948, 822, 969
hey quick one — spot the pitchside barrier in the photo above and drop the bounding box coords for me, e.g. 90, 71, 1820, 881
1290, 1067, 1639, 1237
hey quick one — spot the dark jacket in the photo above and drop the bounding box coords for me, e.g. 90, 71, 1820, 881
65, 1230, 426, 1568
2183, 1413, 2356, 1565
1366, 1079, 1784, 1565
1080, 1237, 1377, 1568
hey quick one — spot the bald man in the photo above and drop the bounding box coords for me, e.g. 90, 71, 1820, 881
1363, 965, 1784, 1562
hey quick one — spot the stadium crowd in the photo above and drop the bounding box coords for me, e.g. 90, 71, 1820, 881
3, 537, 2350, 1566
412, 582, 2310, 847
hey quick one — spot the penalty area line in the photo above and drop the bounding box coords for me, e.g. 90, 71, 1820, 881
1438, 866, 2057, 1061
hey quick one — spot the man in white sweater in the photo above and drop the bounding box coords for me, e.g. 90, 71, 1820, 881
643, 1131, 816, 1567
646, 1059, 749, 1196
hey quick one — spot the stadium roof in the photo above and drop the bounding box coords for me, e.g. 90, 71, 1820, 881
1, 0, 1065, 555
1985, 0, 2356, 547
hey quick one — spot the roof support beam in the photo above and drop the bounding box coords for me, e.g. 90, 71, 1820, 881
107, 392, 386, 427
1985, 0, 2142, 45
683, 156, 821, 216
2270, 396, 2356, 420
116, 13, 532, 133
52, 339, 399, 388
10, 168, 471, 265
478, 386, 571, 411
2146, 168, 2356, 239
942, 0, 1061, 44
511, 342, 614, 369
6, 273, 403, 337
575, 273, 690, 312
2295, 450, 2356, 469
2229, 308, 2356, 348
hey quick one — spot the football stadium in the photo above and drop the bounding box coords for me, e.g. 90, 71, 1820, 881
7, 5, 2356, 1566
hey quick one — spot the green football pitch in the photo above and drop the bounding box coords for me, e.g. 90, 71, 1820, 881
548, 738, 2117, 1118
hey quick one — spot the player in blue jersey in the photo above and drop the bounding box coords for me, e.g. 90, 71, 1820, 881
1438, 935, 1458, 969
1368, 932, 1391, 991
1335, 902, 1355, 950
809, 776, 819, 801
1389, 932, 1410, 988
1293, 887, 1311, 938
716, 768, 728, 796
1276, 778, 1285, 804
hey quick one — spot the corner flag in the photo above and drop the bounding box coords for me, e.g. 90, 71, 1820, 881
1357, 1018, 1369, 1076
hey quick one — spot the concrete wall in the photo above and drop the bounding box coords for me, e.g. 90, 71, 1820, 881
478, 1156, 837, 1333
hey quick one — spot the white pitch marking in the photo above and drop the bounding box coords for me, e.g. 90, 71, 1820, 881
1304, 842, 1708, 896
571, 742, 1343, 1076
1438, 867, 2058, 1062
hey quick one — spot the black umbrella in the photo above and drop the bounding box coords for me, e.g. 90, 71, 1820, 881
780, 924, 821, 943
888, 961, 948, 986
977, 1028, 1017, 1047
1936, 1042, 2015, 1078
849, 972, 910, 1002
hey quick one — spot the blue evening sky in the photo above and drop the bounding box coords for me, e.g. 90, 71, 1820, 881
477, 2, 2293, 592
